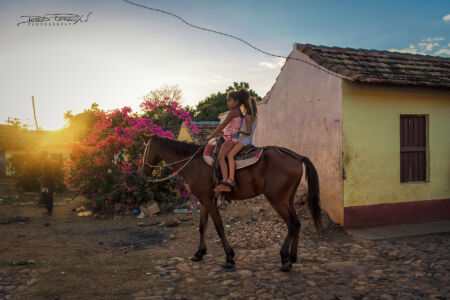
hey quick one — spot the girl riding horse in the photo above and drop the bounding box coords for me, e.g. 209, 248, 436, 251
206, 88, 257, 192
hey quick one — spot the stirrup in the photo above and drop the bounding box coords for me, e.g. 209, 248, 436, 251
214, 180, 232, 192
221, 179, 236, 192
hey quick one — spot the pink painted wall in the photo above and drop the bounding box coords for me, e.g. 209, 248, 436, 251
251, 44, 344, 224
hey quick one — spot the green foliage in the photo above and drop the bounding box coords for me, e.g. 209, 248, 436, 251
6, 152, 66, 192
193, 82, 261, 121
139, 85, 196, 127
141, 106, 183, 127
63, 103, 100, 141
146, 168, 192, 213
4, 117, 30, 130
193, 91, 227, 122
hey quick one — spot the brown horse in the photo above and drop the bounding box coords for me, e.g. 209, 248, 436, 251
139, 135, 321, 272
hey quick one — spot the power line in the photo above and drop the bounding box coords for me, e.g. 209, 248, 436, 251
122, 0, 349, 80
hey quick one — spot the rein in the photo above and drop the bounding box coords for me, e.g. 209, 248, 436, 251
141, 136, 209, 183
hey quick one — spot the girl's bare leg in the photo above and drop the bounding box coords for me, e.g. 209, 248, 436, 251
218, 141, 234, 181
226, 142, 245, 181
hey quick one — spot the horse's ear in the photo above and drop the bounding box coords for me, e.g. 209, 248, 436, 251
139, 133, 155, 145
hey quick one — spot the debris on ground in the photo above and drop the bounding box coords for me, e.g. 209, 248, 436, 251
141, 203, 160, 216
165, 219, 180, 227
0, 215, 30, 224
73, 206, 86, 212
12, 260, 36, 266
136, 211, 147, 219
172, 208, 192, 214
77, 211, 92, 217
251, 206, 264, 220
187, 199, 200, 212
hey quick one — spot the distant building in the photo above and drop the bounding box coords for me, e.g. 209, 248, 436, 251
176, 121, 220, 144
0, 125, 71, 176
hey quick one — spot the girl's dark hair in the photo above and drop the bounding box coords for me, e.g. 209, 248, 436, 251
227, 87, 257, 117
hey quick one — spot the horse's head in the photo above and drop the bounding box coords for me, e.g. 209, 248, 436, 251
138, 134, 162, 177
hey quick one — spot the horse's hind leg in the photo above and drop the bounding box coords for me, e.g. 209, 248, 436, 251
266, 193, 300, 272
191, 202, 208, 261
288, 181, 301, 263
288, 202, 301, 263
209, 200, 235, 269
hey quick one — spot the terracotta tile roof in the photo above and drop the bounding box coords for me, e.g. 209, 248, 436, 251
295, 43, 450, 89
161, 126, 181, 139
188, 122, 220, 144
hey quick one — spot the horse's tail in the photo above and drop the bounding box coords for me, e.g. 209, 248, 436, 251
300, 156, 322, 231
272, 147, 322, 231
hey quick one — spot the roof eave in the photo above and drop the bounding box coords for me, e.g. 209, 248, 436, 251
294, 43, 361, 81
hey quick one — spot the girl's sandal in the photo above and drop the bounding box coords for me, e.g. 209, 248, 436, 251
221, 179, 237, 192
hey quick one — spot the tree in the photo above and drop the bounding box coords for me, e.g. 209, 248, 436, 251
142, 84, 183, 103
140, 85, 196, 127
63, 103, 100, 140
193, 82, 261, 121
4, 117, 30, 130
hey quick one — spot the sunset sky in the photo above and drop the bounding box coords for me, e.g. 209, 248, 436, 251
1, 0, 449, 130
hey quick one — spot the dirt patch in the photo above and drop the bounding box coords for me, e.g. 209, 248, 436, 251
109, 228, 166, 249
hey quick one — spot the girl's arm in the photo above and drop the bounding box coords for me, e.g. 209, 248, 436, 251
239, 115, 253, 136
207, 109, 240, 140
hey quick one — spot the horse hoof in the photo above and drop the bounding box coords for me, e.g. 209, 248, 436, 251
280, 262, 292, 272
190, 255, 203, 262
222, 261, 235, 269
290, 256, 298, 263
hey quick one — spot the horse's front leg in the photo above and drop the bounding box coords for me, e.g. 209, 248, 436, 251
191, 202, 208, 261
209, 199, 235, 269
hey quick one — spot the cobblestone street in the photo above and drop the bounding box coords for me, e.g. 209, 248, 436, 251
135, 200, 450, 300
137, 233, 450, 300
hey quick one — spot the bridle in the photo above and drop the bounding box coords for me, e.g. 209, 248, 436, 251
140, 134, 207, 183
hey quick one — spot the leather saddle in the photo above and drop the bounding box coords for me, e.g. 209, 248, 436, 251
203, 139, 264, 170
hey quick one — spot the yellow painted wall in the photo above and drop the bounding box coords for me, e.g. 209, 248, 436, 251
177, 124, 193, 142
342, 81, 450, 207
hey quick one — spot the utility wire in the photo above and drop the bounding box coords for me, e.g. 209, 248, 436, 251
122, 0, 349, 80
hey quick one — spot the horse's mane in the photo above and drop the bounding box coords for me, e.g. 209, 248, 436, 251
152, 135, 203, 156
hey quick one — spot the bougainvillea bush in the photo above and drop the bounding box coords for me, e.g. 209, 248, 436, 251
64, 98, 200, 213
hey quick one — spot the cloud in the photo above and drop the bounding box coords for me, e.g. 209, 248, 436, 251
258, 61, 278, 69
258, 57, 286, 69
423, 37, 444, 42
435, 48, 450, 55
443, 14, 450, 22
178, 73, 232, 86
417, 42, 439, 51
389, 37, 449, 56
389, 44, 420, 54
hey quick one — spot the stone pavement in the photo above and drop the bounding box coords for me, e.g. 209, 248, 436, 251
0, 267, 38, 300
135, 229, 450, 299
